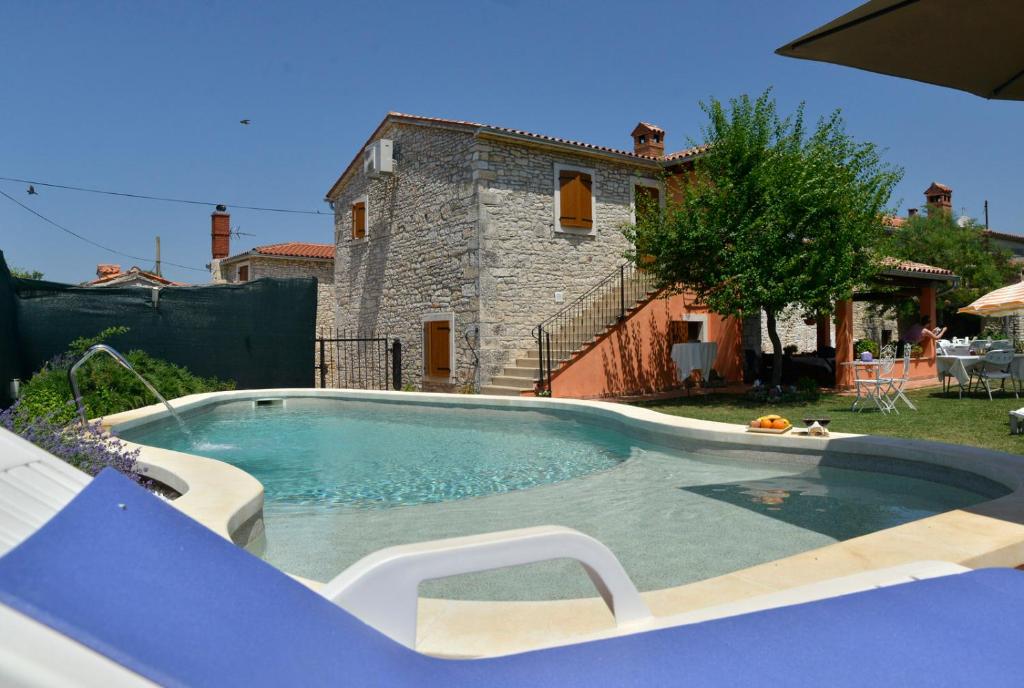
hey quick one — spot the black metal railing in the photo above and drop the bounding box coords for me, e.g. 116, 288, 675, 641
533, 263, 659, 391
315, 329, 402, 390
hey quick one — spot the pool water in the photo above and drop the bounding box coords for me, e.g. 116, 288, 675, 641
123, 397, 1001, 601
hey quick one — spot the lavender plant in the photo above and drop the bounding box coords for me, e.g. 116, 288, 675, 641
0, 399, 145, 484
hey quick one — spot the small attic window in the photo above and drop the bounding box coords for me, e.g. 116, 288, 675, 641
638, 135, 646, 144
653, 134, 661, 143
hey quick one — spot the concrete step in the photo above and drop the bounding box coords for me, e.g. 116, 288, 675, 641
502, 366, 539, 379
489, 375, 535, 389
480, 384, 529, 397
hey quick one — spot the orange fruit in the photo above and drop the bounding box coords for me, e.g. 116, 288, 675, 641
750, 420, 760, 428
760, 419, 773, 428
772, 419, 788, 430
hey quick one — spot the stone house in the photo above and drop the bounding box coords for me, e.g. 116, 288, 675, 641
324, 113, 739, 395
208, 207, 336, 333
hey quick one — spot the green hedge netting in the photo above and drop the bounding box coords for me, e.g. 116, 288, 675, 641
0, 250, 315, 407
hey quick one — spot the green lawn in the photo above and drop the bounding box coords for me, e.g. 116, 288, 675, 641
635, 386, 1024, 456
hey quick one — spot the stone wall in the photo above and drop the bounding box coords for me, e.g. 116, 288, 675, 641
330, 121, 480, 392
473, 137, 661, 382
217, 255, 335, 334
755, 303, 899, 354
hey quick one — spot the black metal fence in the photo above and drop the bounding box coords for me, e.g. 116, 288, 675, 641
533, 262, 659, 391
315, 329, 402, 390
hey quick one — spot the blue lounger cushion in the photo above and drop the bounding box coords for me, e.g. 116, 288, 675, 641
1, 468, 1023, 687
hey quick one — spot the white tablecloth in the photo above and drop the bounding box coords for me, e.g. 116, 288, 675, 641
937, 354, 1024, 387
671, 342, 718, 380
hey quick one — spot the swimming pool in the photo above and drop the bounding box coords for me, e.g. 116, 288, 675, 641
120, 395, 1004, 602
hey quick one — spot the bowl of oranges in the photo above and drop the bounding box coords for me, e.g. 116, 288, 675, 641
747, 414, 792, 433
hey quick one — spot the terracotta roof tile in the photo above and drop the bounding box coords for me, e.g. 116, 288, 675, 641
387, 112, 663, 160
86, 266, 184, 286
251, 242, 334, 259
881, 256, 955, 277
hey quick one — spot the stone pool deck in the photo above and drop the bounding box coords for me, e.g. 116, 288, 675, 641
103, 389, 1024, 658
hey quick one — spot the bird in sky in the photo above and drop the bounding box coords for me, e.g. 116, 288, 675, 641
239, 119, 251, 125
26, 185, 37, 195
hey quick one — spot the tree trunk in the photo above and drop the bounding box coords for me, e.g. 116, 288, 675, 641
766, 308, 784, 388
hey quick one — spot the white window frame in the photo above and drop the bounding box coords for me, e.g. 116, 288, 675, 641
351, 194, 369, 242
629, 177, 665, 225
553, 163, 598, 236
421, 312, 455, 381
236, 262, 251, 282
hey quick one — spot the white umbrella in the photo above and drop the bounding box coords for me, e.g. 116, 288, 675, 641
958, 282, 1024, 317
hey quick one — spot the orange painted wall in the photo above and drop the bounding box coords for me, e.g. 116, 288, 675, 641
550, 291, 743, 399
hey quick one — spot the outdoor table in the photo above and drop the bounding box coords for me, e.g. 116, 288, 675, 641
671, 342, 718, 382
936, 354, 1024, 396
840, 360, 895, 412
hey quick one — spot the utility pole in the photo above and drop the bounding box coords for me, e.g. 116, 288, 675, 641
155, 236, 162, 276
984, 200, 989, 229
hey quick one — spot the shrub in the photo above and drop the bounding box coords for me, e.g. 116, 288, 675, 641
0, 400, 145, 484
17, 327, 235, 427
854, 339, 880, 358
795, 376, 821, 402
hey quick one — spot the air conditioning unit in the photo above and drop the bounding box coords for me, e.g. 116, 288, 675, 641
363, 139, 394, 177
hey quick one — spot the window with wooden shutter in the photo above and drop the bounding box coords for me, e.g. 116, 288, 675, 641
634, 185, 660, 221
559, 170, 593, 230
351, 201, 366, 240
237, 265, 249, 282
425, 320, 451, 377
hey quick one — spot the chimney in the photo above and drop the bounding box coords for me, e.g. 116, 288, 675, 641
96, 264, 121, 279
211, 205, 230, 259
907, 208, 919, 218
631, 122, 665, 157
923, 182, 952, 214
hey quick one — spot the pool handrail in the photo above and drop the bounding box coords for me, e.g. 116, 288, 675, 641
68, 344, 190, 437
320, 525, 654, 649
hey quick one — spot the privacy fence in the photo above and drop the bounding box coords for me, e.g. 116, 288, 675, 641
0, 250, 316, 408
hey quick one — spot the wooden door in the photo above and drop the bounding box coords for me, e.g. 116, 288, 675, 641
426, 321, 451, 377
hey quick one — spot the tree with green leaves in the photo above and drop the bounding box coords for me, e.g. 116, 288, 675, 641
10, 266, 44, 280
884, 210, 1016, 323
627, 90, 902, 386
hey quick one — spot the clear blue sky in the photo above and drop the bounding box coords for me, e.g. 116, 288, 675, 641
2, 1, 1021, 284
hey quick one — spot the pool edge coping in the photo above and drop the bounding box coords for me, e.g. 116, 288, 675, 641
102, 388, 1024, 657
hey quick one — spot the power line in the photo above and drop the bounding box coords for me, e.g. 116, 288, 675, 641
0, 176, 332, 216
0, 188, 208, 273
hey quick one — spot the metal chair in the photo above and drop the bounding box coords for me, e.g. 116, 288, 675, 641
971, 349, 1018, 400
882, 350, 916, 413
852, 344, 897, 413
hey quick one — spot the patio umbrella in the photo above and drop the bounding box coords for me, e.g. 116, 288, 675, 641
776, 0, 1024, 100
958, 282, 1024, 317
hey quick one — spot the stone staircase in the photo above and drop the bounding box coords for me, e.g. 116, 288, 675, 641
480, 264, 661, 396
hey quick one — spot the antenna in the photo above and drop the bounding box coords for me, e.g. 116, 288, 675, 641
155, 236, 162, 276
984, 200, 989, 229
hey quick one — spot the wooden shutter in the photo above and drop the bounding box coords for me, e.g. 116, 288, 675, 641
351, 202, 366, 239
559, 171, 593, 229
237, 265, 249, 282
426, 321, 451, 377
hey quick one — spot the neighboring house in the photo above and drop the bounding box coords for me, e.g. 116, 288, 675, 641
208, 207, 336, 333
324, 112, 735, 395
85, 264, 183, 288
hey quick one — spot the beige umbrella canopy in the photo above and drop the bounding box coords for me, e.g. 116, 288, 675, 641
958, 282, 1024, 317
776, 0, 1024, 100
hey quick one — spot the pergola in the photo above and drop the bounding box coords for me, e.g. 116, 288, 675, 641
830, 259, 957, 388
